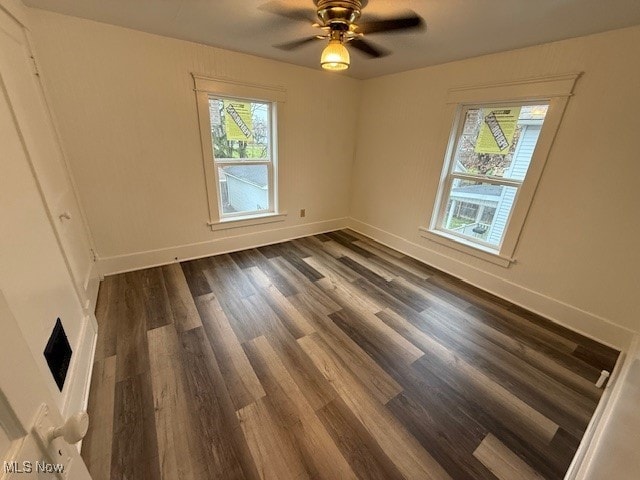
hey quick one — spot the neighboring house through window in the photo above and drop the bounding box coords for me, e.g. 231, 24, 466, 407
193, 75, 287, 231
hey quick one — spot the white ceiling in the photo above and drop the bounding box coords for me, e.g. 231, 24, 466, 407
24, 0, 640, 79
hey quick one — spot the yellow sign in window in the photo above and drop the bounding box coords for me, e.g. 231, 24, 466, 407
474, 107, 521, 154
223, 100, 254, 141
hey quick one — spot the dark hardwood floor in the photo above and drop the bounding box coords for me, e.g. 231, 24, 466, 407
82, 229, 619, 480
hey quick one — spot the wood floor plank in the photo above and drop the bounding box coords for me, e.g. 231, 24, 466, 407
330, 307, 424, 365
289, 293, 403, 404
462, 305, 600, 381
111, 372, 160, 480
242, 294, 337, 411
245, 249, 300, 297
323, 230, 376, 258
179, 327, 260, 480
347, 233, 405, 259
298, 333, 452, 480
219, 295, 266, 344
411, 353, 573, 479
140, 267, 174, 330
378, 308, 560, 444
309, 257, 385, 314
180, 258, 212, 297
387, 392, 497, 480
229, 249, 259, 269
94, 275, 123, 361
352, 240, 432, 280
420, 307, 595, 438
115, 271, 151, 382
322, 240, 397, 281
203, 254, 258, 299
341, 257, 432, 312
244, 266, 315, 339
195, 293, 266, 411
147, 325, 206, 480
81, 356, 116, 480
161, 263, 202, 332
293, 237, 362, 283
243, 336, 357, 480
415, 287, 603, 397
236, 398, 311, 480
316, 398, 405, 480
474, 434, 545, 480
269, 257, 341, 313
429, 275, 579, 355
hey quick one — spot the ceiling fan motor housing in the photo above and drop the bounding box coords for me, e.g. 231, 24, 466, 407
315, 0, 365, 27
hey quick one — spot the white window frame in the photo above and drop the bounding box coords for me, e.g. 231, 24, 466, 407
193, 74, 287, 231
420, 73, 581, 267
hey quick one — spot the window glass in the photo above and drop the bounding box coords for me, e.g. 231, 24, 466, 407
436, 103, 548, 249
209, 98, 271, 161
207, 96, 275, 218
452, 105, 548, 181
218, 165, 269, 215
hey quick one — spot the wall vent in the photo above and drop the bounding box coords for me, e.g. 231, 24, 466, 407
43, 318, 72, 391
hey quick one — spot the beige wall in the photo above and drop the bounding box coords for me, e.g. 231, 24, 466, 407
350, 26, 640, 344
28, 9, 360, 264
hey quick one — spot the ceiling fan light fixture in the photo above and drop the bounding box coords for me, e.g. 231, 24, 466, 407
321, 39, 350, 71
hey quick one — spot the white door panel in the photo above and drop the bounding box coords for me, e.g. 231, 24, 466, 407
0, 7, 93, 304
0, 292, 91, 480
0, 66, 82, 406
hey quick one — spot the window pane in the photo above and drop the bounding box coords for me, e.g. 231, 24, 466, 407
209, 97, 271, 161
218, 165, 269, 215
453, 105, 548, 181
441, 179, 518, 247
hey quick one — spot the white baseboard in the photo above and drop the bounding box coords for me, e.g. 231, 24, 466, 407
565, 335, 639, 479
348, 217, 633, 351
61, 314, 97, 419
98, 217, 349, 276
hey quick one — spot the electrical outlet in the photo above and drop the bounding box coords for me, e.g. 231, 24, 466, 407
300, 209, 306, 218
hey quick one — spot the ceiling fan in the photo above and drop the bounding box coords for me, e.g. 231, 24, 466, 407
260, 0, 426, 71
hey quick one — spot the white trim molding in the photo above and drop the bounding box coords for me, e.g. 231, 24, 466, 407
349, 217, 634, 351
61, 314, 97, 419
192, 75, 286, 103
208, 212, 287, 231
98, 217, 349, 276
446, 73, 582, 104
418, 227, 514, 267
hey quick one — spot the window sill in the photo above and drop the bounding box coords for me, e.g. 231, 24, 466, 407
208, 212, 287, 232
418, 227, 515, 268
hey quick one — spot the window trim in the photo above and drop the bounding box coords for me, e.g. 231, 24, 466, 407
421, 73, 581, 266
193, 74, 287, 231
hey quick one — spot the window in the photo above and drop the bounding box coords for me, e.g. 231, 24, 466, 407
421, 74, 580, 266
193, 75, 286, 230
436, 103, 549, 249
209, 97, 273, 217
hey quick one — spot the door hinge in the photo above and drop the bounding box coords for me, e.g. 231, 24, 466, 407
90, 248, 97, 262
29, 55, 40, 76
